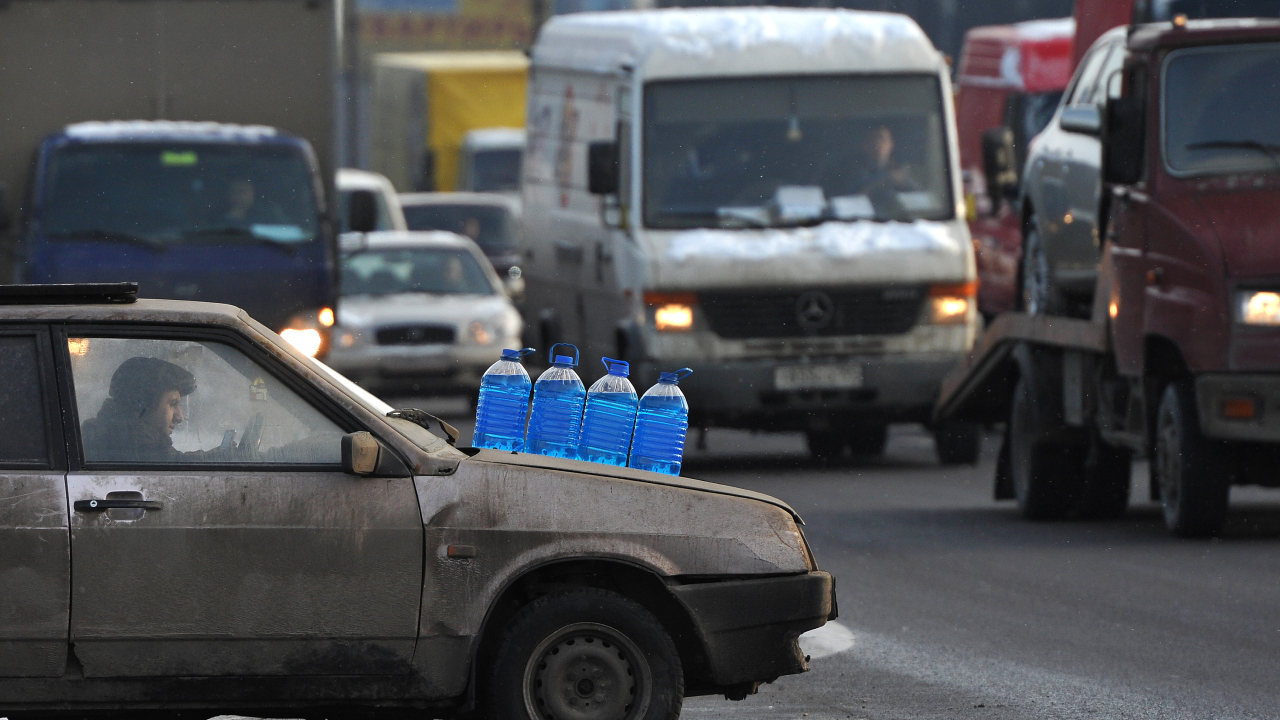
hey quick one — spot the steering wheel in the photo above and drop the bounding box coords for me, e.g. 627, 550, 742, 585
238, 413, 264, 457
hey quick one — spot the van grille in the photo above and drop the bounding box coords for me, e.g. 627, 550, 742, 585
376, 324, 455, 345
699, 287, 924, 339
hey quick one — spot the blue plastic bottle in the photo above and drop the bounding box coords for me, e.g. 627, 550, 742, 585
472, 347, 536, 452
628, 368, 694, 476
524, 344, 586, 459
577, 357, 639, 466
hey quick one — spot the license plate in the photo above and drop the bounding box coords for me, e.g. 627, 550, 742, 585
774, 363, 864, 391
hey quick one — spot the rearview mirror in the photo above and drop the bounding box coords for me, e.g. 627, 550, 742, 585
1060, 105, 1102, 136
981, 127, 1018, 210
342, 431, 380, 475
587, 141, 619, 195
1103, 96, 1146, 186
347, 190, 378, 234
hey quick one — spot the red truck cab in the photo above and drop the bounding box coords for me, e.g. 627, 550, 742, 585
956, 18, 1075, 317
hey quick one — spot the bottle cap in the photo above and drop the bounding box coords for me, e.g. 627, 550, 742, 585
554, 355, 574, 365
658, 368, 693, 384
501, 347, 536, 361
602, 357, 629, 377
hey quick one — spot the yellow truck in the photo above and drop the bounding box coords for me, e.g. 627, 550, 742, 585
371, 51, 527, 193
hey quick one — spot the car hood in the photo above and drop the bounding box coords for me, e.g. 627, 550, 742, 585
1185, 188, 1280, 278
465, 448, 804, 524
338, 293, 513, 328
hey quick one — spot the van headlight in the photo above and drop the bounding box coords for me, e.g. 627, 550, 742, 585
280, 307, 334, 358
1238, 291, 1280, 325
928, 282, 977, 325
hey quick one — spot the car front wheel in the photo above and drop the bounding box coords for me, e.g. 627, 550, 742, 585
485, 588, 684, 720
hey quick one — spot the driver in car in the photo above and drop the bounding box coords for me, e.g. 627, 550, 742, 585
856, 125, 917, 192
81, 356, 210, 463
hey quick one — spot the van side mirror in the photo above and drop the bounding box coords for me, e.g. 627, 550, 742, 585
341, 431, 409, 476
981, 127, 1019, 210
347, 190, 379, 234
588, 141, 619, 195
1060, 105, 1102, 136
1103, 96, 1146, 186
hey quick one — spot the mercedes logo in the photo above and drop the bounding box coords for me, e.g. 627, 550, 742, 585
795, 290, 834, 331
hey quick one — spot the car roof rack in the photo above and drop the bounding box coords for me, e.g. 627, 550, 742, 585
0, 283, 138, 305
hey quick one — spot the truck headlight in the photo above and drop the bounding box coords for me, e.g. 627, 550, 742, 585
1238, 291, 1280, 325
929, 281, 977, 324
281, 328, 323, 357
645, 291, 697, 333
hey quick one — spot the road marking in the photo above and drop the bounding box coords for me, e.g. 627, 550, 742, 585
799, 620, 855, 659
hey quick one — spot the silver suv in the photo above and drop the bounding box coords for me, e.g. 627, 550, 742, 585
0, 283, 833, 719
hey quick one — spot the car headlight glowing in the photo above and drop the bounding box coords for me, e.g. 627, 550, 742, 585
929, 281, 977, 325
281, 328, 323, 357
470, 321, 493, 345
1239, 291, 1280, 325
318, 307, 335, 327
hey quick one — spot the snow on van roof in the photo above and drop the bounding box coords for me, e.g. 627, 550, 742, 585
63, 121, 279, 142
535, 8, 942, 79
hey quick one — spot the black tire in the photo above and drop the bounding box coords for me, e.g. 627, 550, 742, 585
1077, 436, 1131, 520
484, 588, 684, 720
1009, 373, 1081, 519
807, 430, 844, 461
1020, 221, 1065, 316
1155, 380, 1230, 537
934, 421, 982, 465
847, 424, 889, 456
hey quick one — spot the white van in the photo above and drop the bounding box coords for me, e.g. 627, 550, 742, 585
521, 8, 981, 461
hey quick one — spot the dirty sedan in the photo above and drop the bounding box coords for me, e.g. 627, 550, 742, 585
0, 283, 834, 720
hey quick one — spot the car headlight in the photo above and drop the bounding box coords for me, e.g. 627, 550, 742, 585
1238, 291, 1280, 325
929, 281, 978, 325
279, 307, 334, 358
281, 328, 323, 357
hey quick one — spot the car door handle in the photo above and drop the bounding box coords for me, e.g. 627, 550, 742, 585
74, 499, 163, 512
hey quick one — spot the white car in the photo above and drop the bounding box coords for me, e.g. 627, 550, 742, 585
326, 230, 523, 397
336, 167, 407, 233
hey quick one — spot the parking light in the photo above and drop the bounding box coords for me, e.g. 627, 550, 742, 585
929, 281, 977, 325
281, 328, 323, 357
1222, 397, 1257, 420
1238, 291, 1280, 325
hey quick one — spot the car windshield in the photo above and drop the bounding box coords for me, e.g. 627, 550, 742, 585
1164, 43, 1280, 175
42, 142, 319, 246
643, 74, 954, 229
469, 149, 522, 192
401, 203, 516, 253
342, 247, 494, 297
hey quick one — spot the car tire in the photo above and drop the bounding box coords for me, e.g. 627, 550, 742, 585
847, 424, 889, 456
484, 588, 684, 720
934, 421, 982, 465
1077, 436, 1131, 520
1009, 373, 1080, 519
1020, 221, 1064, 316
1155, 380, 1230, 537
807, 430, 845, 461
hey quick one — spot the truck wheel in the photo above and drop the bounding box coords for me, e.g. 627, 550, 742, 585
1077, 437, 1131, 520
485, 588, 683, 720
807, 430, 844, 461
1020, 222, 1064, 316
934, 421, 982, 464
1009, 374, 1080, 519
1155, 380, 1230, 537
847, 424, 889, 456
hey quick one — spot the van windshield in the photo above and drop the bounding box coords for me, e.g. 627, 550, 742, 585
1164, 43, 1280, 176
41, 142, 319, 247
643, 74, 954, 229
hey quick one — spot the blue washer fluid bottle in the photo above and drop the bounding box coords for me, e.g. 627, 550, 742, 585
628, 368, 694, 476
524, 344, 586, 459
577, 357, 639, 466
472, 347, 536, 452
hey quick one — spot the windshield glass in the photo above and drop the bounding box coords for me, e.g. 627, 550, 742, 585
42, 142, 319, 245
643, 74, 954, 229
1165, 43, 1280, 175
341, 248, 494, 297
469, 149, 522, 192
401, 203, 516, 253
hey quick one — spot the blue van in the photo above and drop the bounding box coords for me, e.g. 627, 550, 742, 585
15, 121, 337, 354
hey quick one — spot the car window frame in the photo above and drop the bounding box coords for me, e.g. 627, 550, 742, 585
52, 323, 366, 473
0, 324, 66, 471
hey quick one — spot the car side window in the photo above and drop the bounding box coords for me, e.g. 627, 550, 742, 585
0, 334, 50, 465
1068, 43, 1115, 107
68, 336, 343, 465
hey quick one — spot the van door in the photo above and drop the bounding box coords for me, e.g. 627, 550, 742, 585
0, 326, 69, 678
59, 330, 422, 678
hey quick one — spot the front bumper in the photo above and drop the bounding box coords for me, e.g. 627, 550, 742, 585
670, 571, 835, 689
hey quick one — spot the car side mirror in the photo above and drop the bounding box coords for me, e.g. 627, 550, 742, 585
587, 141, 619, 195
347, 190, 379, 234
980, 127, 1019, 211
1060, 105, 1102, 136
1103, 96, 1146, 186
342, 431, 408, 477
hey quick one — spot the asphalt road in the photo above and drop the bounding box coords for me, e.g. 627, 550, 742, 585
410, 399, 1280, 720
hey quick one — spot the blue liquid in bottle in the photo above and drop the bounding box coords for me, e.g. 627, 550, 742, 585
628, 368, 693, 476
524, 344, 586, 459
577, 357, 639, 466
472, 347, 536, 452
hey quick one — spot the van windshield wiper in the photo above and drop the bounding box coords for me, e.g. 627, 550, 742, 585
181, 226, 300, 253
1186, 139, 1280, 168
45, 229, 165, 250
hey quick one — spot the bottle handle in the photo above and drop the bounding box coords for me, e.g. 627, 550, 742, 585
674, 367, 693, 381
518, 347, 536, 358
548, 343, 579, 367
